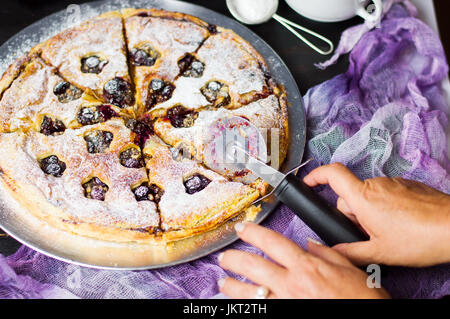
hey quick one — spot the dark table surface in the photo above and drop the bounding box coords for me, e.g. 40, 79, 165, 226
0, 0, 448, 257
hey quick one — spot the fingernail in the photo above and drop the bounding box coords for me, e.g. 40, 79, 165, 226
217, 252, 224, 262
218, 278, 226, 288
307, 237, 323, 246
234, 222, 245, 233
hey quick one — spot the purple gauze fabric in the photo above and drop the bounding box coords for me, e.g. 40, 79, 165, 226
1, 1, 449, 299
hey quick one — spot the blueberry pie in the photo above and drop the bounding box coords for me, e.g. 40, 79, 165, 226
0, 9, 288, 243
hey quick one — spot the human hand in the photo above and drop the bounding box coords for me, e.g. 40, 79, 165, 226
218, 222, 389, 299
303, 163, 450, 267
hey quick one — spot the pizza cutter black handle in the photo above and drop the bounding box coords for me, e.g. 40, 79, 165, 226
274, 174, 369, 246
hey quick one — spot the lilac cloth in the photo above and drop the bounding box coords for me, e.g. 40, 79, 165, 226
1, 1, 449, 299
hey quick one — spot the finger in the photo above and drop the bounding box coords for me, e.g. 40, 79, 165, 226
337, 197, 360, 225
235, 222, 307, 268
219, 277, 276, 299
219, 249, 287, 290
332, 241, 377, 266
307, 239, 354, 267
337, 197, 351, 214
303, 163, 364, 204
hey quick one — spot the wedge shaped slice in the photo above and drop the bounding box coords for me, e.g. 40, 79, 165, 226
0, 52, 34, 98
153, 95, 288, 183
0, 57, 103, 133
143, 135, 259, 241
149, 28, 274, 116
37, 11, 134, 109
0, 118, 160, 242
122, 8, 210, 115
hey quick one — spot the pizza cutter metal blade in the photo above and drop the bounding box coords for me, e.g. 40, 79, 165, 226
205, 116, 368, 246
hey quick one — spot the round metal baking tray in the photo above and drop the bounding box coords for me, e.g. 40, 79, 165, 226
0, 0, 306, 269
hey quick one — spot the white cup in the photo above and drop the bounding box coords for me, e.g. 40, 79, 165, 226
285, 0, 382, 23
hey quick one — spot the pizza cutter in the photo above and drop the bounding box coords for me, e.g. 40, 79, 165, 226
205, 116, 368, 246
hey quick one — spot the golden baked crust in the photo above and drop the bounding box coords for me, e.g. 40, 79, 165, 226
0, 53, 33, 99
0, 8, 289, 243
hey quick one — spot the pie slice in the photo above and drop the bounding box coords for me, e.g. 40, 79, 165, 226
0, 118, 160, 242
148, 27, 276, 116
36, 11, 134, 110
143, 135, 259, 241
0, 52, 34, 98
0, 56, 108, 133
153, 94, 288, 183
122, 8, 210, 115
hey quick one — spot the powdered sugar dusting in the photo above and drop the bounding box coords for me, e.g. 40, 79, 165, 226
154, 29, 267, 112
155, 95, 282, 158
153, 95, 283, 183
145, 141, 255, 229
0, 58, 92, 131
0, 0, 160, 75
126, 14, 207, 78
197, 29, 266, 94
0, 119, 159, 228
125, 13, 208, 107
40, 14, 130, 95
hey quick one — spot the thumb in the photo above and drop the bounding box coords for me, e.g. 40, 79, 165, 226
332, 241, 378, 266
